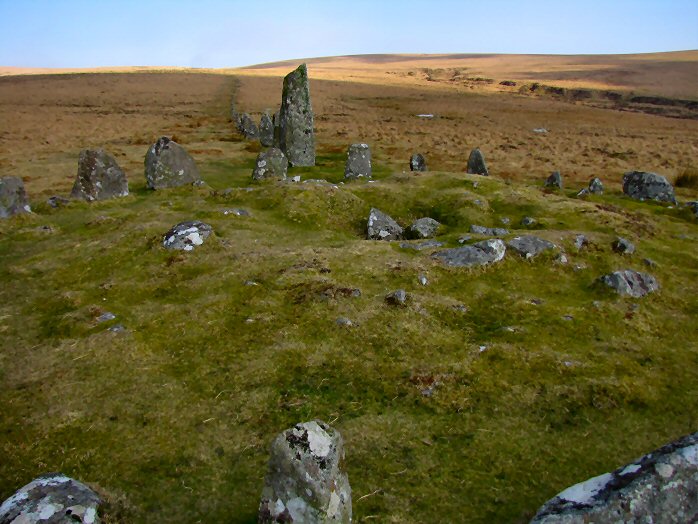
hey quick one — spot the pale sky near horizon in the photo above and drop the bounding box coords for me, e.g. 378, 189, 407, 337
0, 0, 696, 68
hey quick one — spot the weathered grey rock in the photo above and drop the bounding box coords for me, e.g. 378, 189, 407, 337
612, 237, 635, 254
408, 217, 441, 239
410, 153, 427, 172
0, 176, 31, 218
258, 420, 351, 523
335, 317, 353, 327
400, 240, 444, 251
222, 208, 251, 217
259, 112, 274, 147
470, 224, 509, 236
466, 148, 489, 176
279, 64, 315, 167
432, 239, 506, 268
367, 208, 402, 240
47, 195, 71, 208
574, 234, 588, 250
576, 188, 589, 198
386, 289, 407, 306
686, 201, 698, 218
531, 431, 698, 524
163, 221, 212, 251
545, 171, 563, 189
71, 149, 128, 201
272, 110, 281, 148
521, 216, 537, 227
144, 137, 200, 190
237, 112, 259, 140
588, 177, 604, 194
344, 144, 371, 179
252, 148, 288, 181
507, 236, 556, 258
623, 171, 676, 204
600, 270, 659, 297
0, 473, 101, 524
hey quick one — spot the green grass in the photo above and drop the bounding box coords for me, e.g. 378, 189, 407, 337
1, 143, 697, 523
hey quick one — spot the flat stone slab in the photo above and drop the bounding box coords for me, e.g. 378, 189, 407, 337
507, 236, 556, 258
432, 239, 506, 267
470, 224, 509, 236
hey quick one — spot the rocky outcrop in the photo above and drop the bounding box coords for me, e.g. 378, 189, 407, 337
0, 176, 31, 218
623, 171, 676, 204
432, 239, 506, 267
258, 420, 351, 523
0, 473, 101, 524
163, 221, 212, 251
144, 137, 200, 190
600, 270, 659, 297
466, 148, 489, 176
344, 143, 372, 179
279, 64, 315, 167
531, 431, 698, 524
507, 236, 556, 258
367, 208, 402, 240
408, 217, 441, 239
71, 149, 128, 201
410, 153, 427, 172
252, 148, 288, 181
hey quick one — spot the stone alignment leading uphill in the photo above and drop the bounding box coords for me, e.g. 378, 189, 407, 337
144, 137, 200, 190
0, 176, 31, 218
70, 149, 128, 201
279, 64, 315, 167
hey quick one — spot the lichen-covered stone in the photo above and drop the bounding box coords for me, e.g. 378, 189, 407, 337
252, 148, 288, 181
367, 208, 402, 240
237, 112, 259, 140
259, 420, 351, 523
144, 137, 200, 190
0, 473, 101, 524
432, 239, 506, 267
162, 221, 212, 251
531, 431, 698, 524
466, 148, 489, 176
0, 176, 31, 218
408, 217, 441, 239
259, 112, 274, 147
545, 171, 563, 189
588, 177, 604, 194
71, 149, 128, 201
279, 64, 315, 167
507, 236, 556, 258
470, 224, 509, 237
410, 153, 427, 172
623, 171, 676, 204
600, 269, 659, 297
344, 143, 371, 179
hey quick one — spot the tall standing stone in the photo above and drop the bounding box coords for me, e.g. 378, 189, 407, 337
466, 148, 489, 176
259, 112, 274, 147
344, 143, 371, 179
0, 176, 31, 218
71, 149, 129, 201
144, 137, 200, 190
279, 64, 315, 166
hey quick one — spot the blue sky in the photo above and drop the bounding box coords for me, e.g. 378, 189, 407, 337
0, 0, 696, 68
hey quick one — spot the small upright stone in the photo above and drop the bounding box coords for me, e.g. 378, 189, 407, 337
408, 217, 441, 239
622, 171, 676, 204
71, 149, 128, 201
237, 113, 259, 140
0, 176, 31, 218
545, 171, 563, 189
259, 112, 274, 147
410, 153, 427, 172
367, 208, 402, 240
163, 221, 212, 251
466, 148, 489, 176
612, 237, 635, 255
0, 473, 102, 524
144, 137, 200, 189
588, 177, 604, 194
258, 420, 351, 523
279, 64, 315, 167
252, 148, 288, 181
344, 144, 372, 179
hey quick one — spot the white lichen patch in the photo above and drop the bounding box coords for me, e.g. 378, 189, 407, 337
655, 462, 674, 478
185, 232, 203, 246
306, 422, 332, 458
556, 472, 613, 505
679, 444, 698, 465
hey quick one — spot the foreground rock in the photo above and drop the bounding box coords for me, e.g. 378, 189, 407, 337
507, 236, 556, 258
259, 112, 274, 147
71, 149, 128, 201
432, 239, 506, 268
367, 208, 402, 240
466, 148, 489, 176
408, 217, 441, 239
410, 153, 427, 172
545, 171, 563, 189
252, 148, 288, 181
344, 143, 371, 179
623, 171, 676, 204
144, 137, 200, 189
0, 473, 101, 524
279, 64, 315, 166
531, 431, 698, 524
600, 270, 659, 297
0, 176, 31, 218
237, 112, 259, 140
258, 420, 351, 523
163, 221, 212, 251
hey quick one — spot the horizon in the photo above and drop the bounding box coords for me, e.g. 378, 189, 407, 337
1, 0, 697, 69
